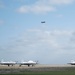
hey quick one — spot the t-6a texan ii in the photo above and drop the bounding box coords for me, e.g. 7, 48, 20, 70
19, 60, 38, 67
0, 60, 16, 66
68, 60, 75, 65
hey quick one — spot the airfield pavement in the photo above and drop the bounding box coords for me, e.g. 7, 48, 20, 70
0, 64, 75, 74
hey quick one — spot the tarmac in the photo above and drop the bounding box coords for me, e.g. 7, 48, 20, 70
0, 64, 75, 74
0, 64, 75, 69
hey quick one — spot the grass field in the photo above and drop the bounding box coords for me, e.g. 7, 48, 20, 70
0, 71, 75, 75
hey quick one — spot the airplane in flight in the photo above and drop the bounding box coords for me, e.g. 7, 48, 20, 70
19, 60, 38, 67
68, 60, 75, 65
41, 21, 45, 23
0, 60, 17, 66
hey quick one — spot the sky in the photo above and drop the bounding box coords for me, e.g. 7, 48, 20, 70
0, 0, 75, 64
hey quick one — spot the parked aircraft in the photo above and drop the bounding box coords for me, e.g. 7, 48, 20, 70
0, 60, 17, 66
19, 60, 38, 67
68, 60, 75, 65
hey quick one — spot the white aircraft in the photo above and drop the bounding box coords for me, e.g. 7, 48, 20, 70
0, 60, 17, 66
68, 60, 75, 65
19, 60, 38, 67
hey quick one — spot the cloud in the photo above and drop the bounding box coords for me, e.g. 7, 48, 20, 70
17, 2, 55, 14
48, 0, 74, 5
16, 0, 75, 14
1, 26, 75, 63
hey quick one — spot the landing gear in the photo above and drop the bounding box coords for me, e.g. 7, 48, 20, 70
19, 64, 21, 67
28, 64, 30, 67
8, 64, 10, 66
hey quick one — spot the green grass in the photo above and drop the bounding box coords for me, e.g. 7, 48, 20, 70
0, 71, 75, 75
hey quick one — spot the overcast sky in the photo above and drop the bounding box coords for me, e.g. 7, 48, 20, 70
0, 0, 75, 64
